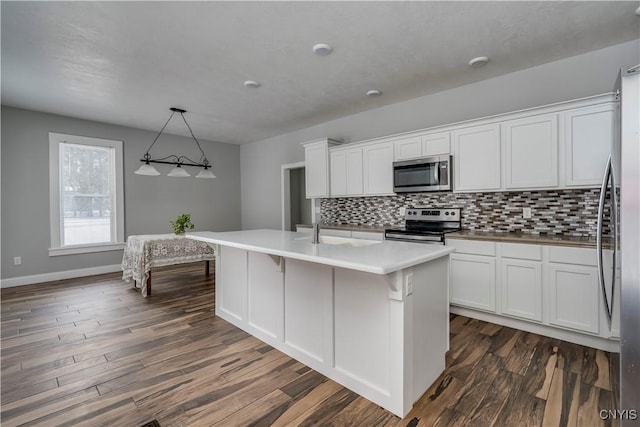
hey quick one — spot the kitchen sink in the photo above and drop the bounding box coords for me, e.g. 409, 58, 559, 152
295, 235, 381, 247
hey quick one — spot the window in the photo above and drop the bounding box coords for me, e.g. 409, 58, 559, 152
49, 133, 125, 256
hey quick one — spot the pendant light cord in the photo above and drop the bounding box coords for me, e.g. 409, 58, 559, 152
179, 112, 208, 165
144, 110, 177, 156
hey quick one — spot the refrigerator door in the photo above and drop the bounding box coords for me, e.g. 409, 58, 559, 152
620, 66, 640, 425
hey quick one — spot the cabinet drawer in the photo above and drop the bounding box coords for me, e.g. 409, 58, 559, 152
548, 246, 596, 266
447, 239, 496, 256
500, 243, 542, 261
351, 231, 384, 241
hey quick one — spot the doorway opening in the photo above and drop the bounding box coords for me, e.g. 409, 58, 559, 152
281, 162, 312, 231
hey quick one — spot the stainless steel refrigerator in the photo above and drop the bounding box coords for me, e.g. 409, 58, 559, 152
603, 65, 640, 425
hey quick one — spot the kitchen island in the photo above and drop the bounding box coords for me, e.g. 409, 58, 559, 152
187, 229, 454, 417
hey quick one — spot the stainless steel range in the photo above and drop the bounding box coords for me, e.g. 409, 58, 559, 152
384, 208, 461, 245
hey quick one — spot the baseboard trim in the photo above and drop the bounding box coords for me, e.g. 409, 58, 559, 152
1, 264, 122, 288
450, 305, 621, 353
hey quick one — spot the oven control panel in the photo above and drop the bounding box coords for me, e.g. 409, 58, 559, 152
405, 208, 460, 221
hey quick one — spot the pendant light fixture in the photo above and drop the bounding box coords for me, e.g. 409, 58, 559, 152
134, 107, 216, 178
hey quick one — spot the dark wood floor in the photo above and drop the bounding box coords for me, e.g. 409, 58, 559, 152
1, 263, 620, 427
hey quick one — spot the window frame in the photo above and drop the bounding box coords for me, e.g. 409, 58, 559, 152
49, 132, 125, 256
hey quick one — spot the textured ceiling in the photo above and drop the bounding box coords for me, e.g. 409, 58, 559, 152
1, 1, 639, 144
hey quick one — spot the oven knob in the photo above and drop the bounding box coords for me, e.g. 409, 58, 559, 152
445, 212, 450, 216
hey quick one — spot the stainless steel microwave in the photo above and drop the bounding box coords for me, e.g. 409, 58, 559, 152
393, 155, 452, 193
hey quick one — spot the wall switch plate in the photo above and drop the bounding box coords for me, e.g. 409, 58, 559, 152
523, 207, 532, 219
399, 207, 406, 216
13, 256, 21, 265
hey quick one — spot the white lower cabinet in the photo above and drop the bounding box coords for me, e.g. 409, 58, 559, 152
500, 259, 542, 322
447, 238, 619, 350
450, 253, 496, 312
548, 263, 599, 334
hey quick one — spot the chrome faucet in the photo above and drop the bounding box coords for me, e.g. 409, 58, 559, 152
312, 222, 320, 244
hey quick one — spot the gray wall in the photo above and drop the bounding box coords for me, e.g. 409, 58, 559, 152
1, 106, 241, 279
240, 39, 640, 230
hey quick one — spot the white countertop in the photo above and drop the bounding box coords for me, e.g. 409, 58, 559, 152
187, 229, 453, 275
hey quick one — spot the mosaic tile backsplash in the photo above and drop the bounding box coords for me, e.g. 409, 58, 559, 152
320, 188, 610, 238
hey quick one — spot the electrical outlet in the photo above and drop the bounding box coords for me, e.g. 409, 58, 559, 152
399, 207, 406, 216
523, 207, 532, 219
13, 256, 22, 265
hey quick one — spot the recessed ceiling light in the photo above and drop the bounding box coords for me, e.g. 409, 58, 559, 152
469, 56, 489, 68
366, 89, 382, 97
313, 44, 333, 56
244, 80, 261, 88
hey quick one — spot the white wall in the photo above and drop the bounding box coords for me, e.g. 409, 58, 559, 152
1, 107, 241, 280
241, 40, 640, 230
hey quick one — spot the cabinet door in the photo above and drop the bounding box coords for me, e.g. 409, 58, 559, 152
248, 251, 284, 340
363, 143, 394, 195
218, 246, 248, 322
450, 253, 496, 312
346, 148, 364, 195
330, 150, 347, 197
500, 259, 542, 322
422, 132, 450, 156
548, 263, 599, 334
394, 136, 422, 160
504, 114, 558, 189
564, 103, 617, 186
453, 124, 501, 191
305, 144, 329, 198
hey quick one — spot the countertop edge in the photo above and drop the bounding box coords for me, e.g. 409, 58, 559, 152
187, 232, 454, 275
446, 232, 601, 249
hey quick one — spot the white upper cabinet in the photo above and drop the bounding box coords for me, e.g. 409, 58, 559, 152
310, 94, 616, 198
329, 150, 348, 196
363, 142, 394, 195
503, 114, 559, 189
453, 124, 501, 191
394, 132, 451, 161
330, 147, 363, 197
564, 103, 617, 187
422, 132, 451, 156
346, 148, 364, 195
303, 138, 341, 199
393, 136, 422, 160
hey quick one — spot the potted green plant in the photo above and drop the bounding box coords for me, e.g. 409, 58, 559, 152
171, 213, 195, 234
